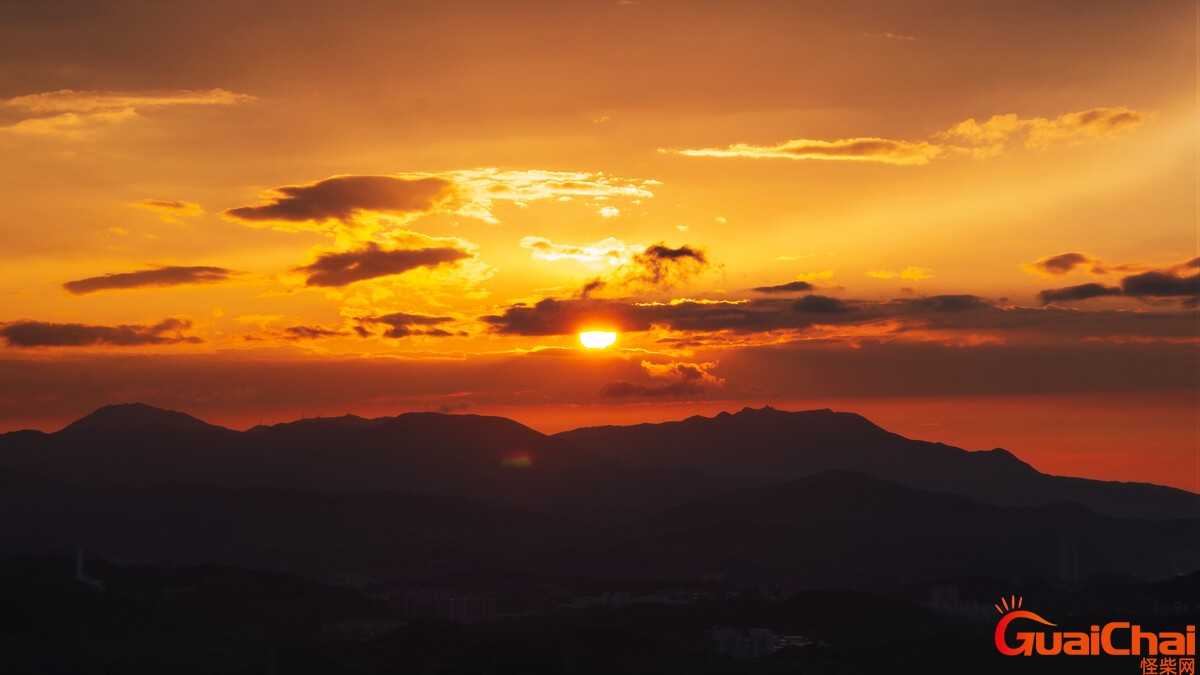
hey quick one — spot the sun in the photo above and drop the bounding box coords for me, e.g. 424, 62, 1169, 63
579, 331, 617, 349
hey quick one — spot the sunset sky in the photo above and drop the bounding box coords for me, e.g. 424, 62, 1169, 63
0, 1, 1195, 489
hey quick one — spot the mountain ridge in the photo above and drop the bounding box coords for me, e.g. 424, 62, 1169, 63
1, 402, 1194, 521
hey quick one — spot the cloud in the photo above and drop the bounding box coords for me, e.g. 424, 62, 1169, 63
1022, 252, 1099, 277
2, 89, 253, 114
482, 296, 833, 337
296, 242, 471, 287
224, 175, 455, 228
521, 237, 714, 297
222, 169, 658, 236
283, 325, 347, 340
448, 168, 656, 224
0, 318, 201, 348
792, 295, 852, 313
0, 88, 253, 136
452, 168, 655, 204
62, 266, 235, 295
579, 242, 711, 297
520, 236, 635, 266
2, 109, 138, 136
906, 295, 991, 312
599, 360, 724, 399
134, 200, 204, 218
667, 137, 943, 166
1038, 283, 1124, 304
1029, 256, 1199, 305
482, 291, 1197, 347
483, 298, 647, 336
628, 244, 708, 286
1121, 270, 1200, 301
866, 266, 934, 281
752, 281, 815, 293
666, 106, 1149, 166
359, 312, 457, 338
942, 107, 1148, 154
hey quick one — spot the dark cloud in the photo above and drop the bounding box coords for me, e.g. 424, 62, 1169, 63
792, 295, 852, 313
224, 175, 453, 223
283, 325, 346, 340
0, 318, 201, 348
482, 298, 650, 336
1038, 283, 1123, 304
482, 292, 1197, 345
361, 312, 456, 338
1121, 270, 1200, 300
598, 360, 722, 399
632, 244, 708, 286
1027, 252, 1095, 276
752, 280, 815, 293
579, 279, 608, 299
573, 243, 711, 297
483, 296, 852, 336
297, 243, 470, 287
907, 294, 990, 312
63, 266, 234, 295
484, 296, 869, 337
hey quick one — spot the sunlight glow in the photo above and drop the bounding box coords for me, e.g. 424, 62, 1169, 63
579, 331, 617, 349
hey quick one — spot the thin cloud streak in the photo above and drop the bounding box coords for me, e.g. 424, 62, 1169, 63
663, 107, 1148, 165
63, 266, 235, 295
0, 318, 201, 348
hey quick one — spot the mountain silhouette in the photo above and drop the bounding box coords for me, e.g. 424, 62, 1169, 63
554, 406, 1199, 520
0, 405, 749, 518
613, 470, 1200, 589
62, 402, 220, 432
1, 469, 1194, 591
1, 403, 1195, 521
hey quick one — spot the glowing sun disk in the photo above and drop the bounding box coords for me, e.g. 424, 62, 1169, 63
579, 331, 617, 349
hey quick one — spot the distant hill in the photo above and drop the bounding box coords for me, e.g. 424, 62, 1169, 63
0, 405, 751, 519
554, 406, 1200, 520
0, 479, 588, 583
1, 403, 1196, 521
62, 402, 220, 432
0, 470, 1195, 591
613, 470, 1200, 589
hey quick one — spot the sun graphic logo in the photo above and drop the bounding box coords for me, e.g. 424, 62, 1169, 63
994, 596, 1057, 656
993, 595, 1196, 661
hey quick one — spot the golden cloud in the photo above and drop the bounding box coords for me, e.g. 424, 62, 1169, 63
866, 266, 934, 281
223, 169, 658, 238
520, 236, 636, 267
0, 88, 254, 137
2, 88, 254, 113
667, 137, 943, 166
666, 106, 1149, 166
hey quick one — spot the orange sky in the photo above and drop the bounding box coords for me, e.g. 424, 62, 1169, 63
0, 1, 1196, 490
